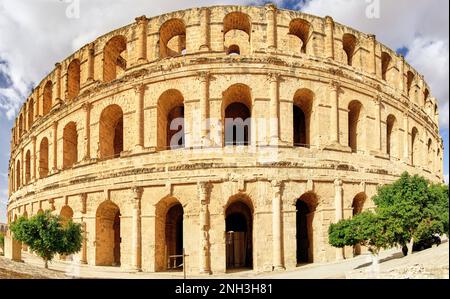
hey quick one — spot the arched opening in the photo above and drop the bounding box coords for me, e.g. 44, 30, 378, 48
411, 127, 419, 166
16, 160, 21, 189
67, 59, 81, 100
352, 192, 366, 256
157, 89, 185, 150
424, 89, 430, 107
154, 198, 184, 271
99, 105, 123, 160
342, 34, 357, 66
296, 192, 317, 264
406, 71, 415, 96
165, 203, 184, 270
427, 138, 433, 167
39, 138, 49, 178
63, 122, 78, 169
348, 100, 364, 153
103, 36, 127, 83
223, 12, 251, 55
227, 44, 240, 55
95, 201, 121, 266
25, 150, 31, 184
293, 89, 314, 148
225, 199, 253, 270
19, 115, 23, 137
222, 84, 252, 146
288, 19, 310, 54
28, 99, 34, 129
59, 205, 74, 260
381, 52, 392, 81
43, 80, 53, 116
386, 114, 398, 157
159, 19, 186, 58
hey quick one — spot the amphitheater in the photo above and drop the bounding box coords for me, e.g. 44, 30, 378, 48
5, 4, 444, 274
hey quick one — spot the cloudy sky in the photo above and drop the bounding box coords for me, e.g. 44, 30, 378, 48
0, 0, 448, 223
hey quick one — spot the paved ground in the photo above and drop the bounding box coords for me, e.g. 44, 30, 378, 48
1, 241, 448, 279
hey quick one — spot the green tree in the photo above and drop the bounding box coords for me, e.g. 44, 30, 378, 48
9, 210, 82, 269
329, 211, 393, 255
373, 172, 449, 252
328, 172, 449, 266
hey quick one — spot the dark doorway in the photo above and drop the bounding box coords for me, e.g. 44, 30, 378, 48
296, 200, 310, 264
166, 203, 184, 270
224, 103, 251, 146
293, 105, 306, 147
225, 201, 253, 270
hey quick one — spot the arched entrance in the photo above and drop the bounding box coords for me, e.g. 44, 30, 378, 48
296, 192, 317, 265
225, 199, 253, 270
95, 201, 121, 266
352, 193, 366, 256
155, 198, 184, 271
99, 105, 123, 160
59, 205, 74, 260
165, 203, 184, 270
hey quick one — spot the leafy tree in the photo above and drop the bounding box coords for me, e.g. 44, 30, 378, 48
328, 172, 449, 263
329, 211, 393, 255
9, 210, 82, 269
373, 172, 449, 251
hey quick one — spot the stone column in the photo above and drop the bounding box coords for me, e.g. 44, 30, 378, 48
329, 81, 340, 145
134, 84, 146, 150
31, 136, 36, 180
271, 180, 284, 270
403, 113, 409, 164
20, 149, 24, 188
82, 102, 91, 161
80, 221, 87, 264
79, 193, 88, 264
52, 121, 58, 172
55, 63, 62, 103
334, 179, 344, 260
374, 95, 382, 152
199, 8, 210, 51
197, 72, 210, 147
135, 16, 149, 64
131, 187, 143, 271
265, 3, 277, 51
324, 16, 335, 60
87, 43, 95, 83
399, 56, 405, 94
368, 34, 377, 76
198, 182, 211, 274
269, 73, 280, 145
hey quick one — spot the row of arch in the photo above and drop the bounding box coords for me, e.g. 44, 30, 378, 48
13, 11, 436, 145
11, 190, 369, 269
10, 84, 441, 193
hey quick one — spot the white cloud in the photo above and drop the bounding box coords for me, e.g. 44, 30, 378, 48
444, 174, 449, 185
302, 0, 449, 129
0, 0, 265, 120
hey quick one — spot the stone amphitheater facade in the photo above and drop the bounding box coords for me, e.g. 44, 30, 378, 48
6, 4, 444, 274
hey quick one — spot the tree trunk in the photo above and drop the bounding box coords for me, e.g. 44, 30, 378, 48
44, 259, 48, 269
407, 237, 414, 255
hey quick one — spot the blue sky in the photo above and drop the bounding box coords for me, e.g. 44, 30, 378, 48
0, 0, 448, 223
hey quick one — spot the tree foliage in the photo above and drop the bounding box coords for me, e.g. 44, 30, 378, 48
9, 210, 82, 268
329, 173, 449, 255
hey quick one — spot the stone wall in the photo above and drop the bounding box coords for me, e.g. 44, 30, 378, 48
7, 4, 444, 274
